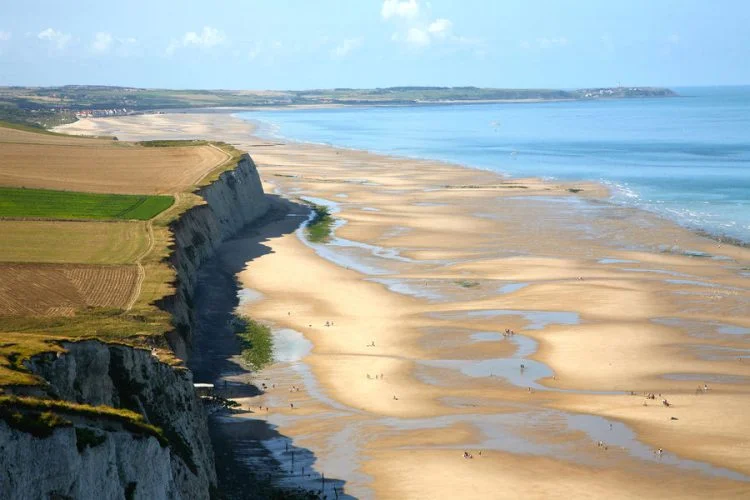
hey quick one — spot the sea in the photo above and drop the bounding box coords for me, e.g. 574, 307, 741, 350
237, 86, 750, 243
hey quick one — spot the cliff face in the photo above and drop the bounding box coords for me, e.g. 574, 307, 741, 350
2, 153, 269, 499
0, 419, 176, 499
163, 154, 269, 359
17, 340, 214, 499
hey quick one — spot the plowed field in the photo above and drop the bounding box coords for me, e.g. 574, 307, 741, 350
0, 263, 138, 315
0, 127, 227, 194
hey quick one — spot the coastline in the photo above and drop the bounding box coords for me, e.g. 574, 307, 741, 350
243, 111, 750, 250
234, 93, 749, 248
56, 113, 750, 498
113, 93, 679, 117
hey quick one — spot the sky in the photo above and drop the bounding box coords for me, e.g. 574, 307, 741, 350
1, 0, 749, 89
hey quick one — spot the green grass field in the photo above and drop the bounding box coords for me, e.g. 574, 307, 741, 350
0, 187, 173, 220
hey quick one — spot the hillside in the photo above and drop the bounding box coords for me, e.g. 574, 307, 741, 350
0, 85, 678, 128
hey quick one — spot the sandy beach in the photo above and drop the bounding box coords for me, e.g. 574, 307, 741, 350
57, 113, 750, 498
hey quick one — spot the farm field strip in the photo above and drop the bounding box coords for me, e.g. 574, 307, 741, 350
0, 187, 173, 220
0, 124, 111, 145
0, 220, 148, 264
0, 140, 228, 194
0, 125, 242, 386
0, 263, 138, 316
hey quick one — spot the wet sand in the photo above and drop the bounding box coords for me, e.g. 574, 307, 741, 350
57, 113, 750, 498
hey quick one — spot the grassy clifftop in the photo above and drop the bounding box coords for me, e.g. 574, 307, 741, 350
0, 128, 246, 388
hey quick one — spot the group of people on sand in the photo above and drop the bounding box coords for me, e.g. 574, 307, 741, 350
245, 381, 308, 413
601, 438, 664, 457
307, 320, 336, 328
641, 392, 672, 407
366, 373, 384, 380
463, 450, 482, 459
503, 329, 516, 337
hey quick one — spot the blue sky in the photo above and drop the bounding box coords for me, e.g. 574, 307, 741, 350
1, 0, 749, 89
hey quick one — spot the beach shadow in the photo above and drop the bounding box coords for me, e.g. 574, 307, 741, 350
189, 194, 307, 384
187, 194, 350, 498
211, 417, 350, 500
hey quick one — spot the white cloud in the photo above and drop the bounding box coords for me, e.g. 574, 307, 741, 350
382, 2, 480, 52
90, 33, 137, 55
332, 37, 364, 58
405, 28, 430, 47
184, 26, 225, 48
167, 26, 226, 55
0, 31, 11, 41
38, 28, 71, 49
381, 0, 420, 20
91, 32, 113, 53
395, 18, 473, 48
427, 18, 451, 38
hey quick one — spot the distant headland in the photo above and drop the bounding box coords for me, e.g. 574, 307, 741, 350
0, 85, 677, 129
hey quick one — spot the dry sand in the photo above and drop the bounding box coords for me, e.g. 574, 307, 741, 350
58, 113, 750, 498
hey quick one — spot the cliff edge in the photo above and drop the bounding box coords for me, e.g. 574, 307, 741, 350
0, 152, 269, 499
